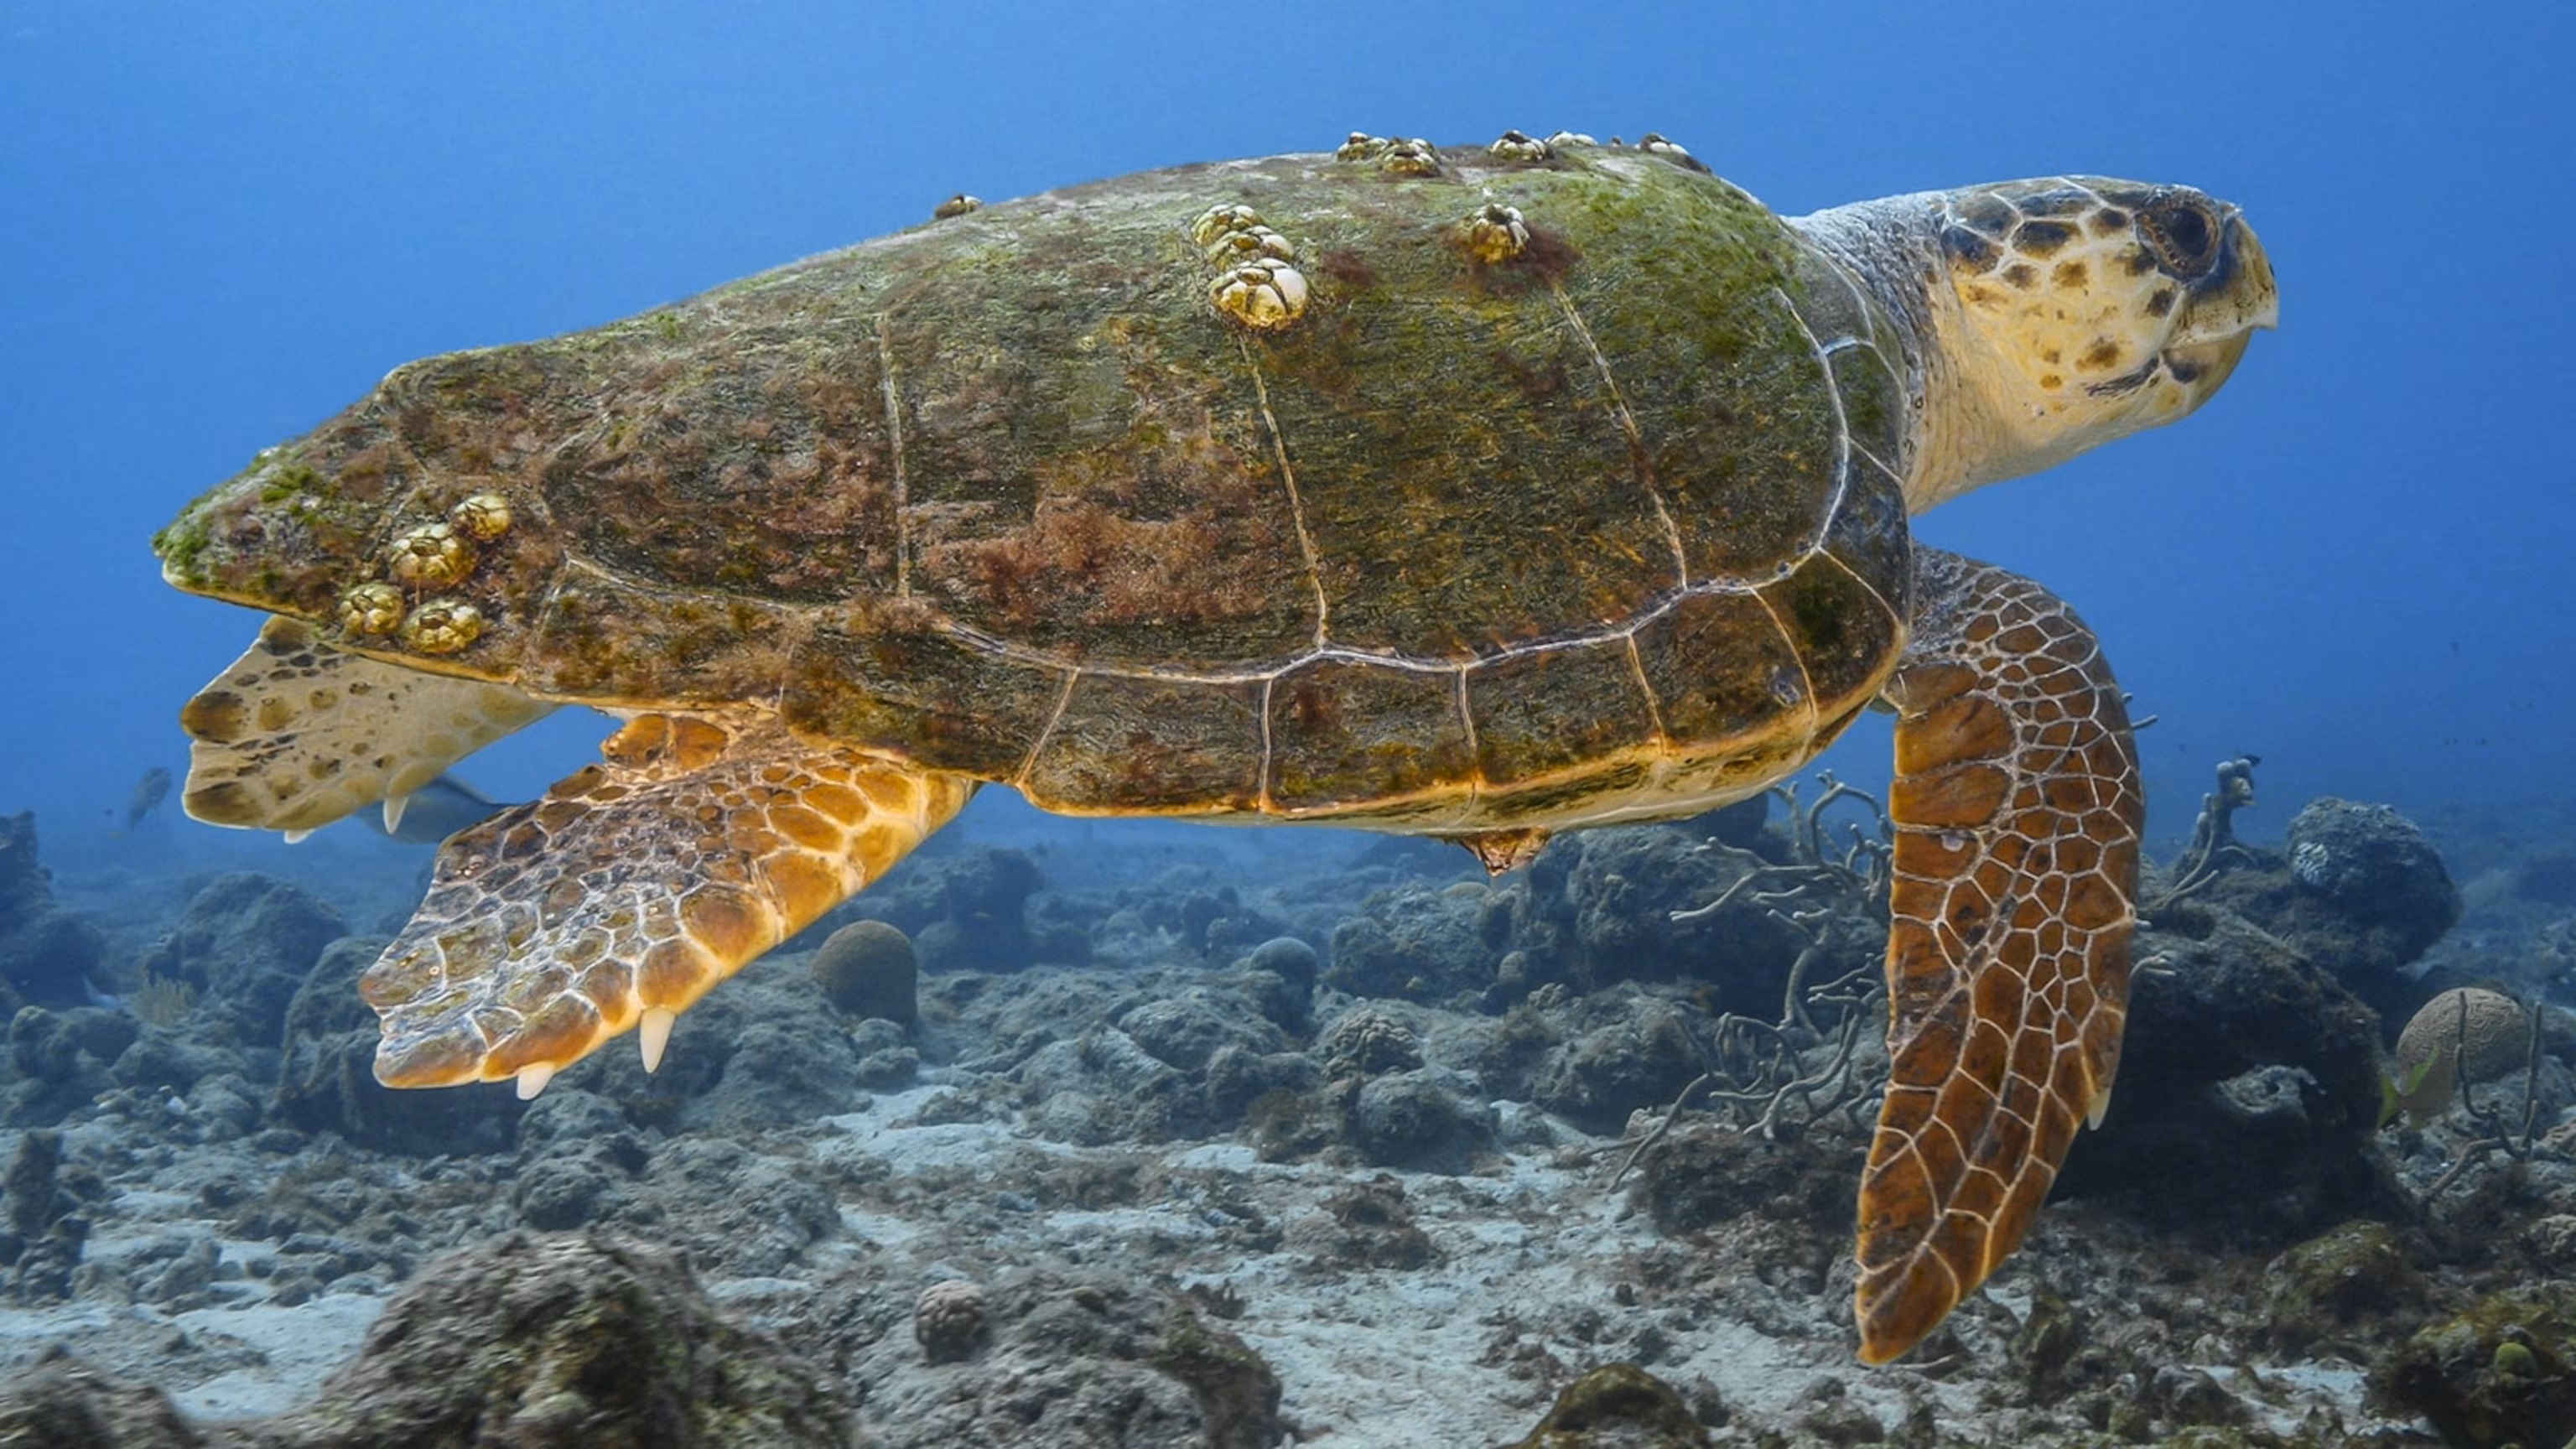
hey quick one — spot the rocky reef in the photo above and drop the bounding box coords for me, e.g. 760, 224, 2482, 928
0, 772, 2568, 1446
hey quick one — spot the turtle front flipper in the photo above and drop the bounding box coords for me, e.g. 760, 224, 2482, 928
179, 616, 555, 837
361, 712, 973, 1095
1853, 548, 2142, 1363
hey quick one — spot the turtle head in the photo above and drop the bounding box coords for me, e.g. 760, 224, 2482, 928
153, 345, 560, 675
1903, 177, 2277, 511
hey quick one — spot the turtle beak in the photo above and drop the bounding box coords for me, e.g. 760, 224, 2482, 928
2168, 210, 2278, 346
2155, 210, 2275, 397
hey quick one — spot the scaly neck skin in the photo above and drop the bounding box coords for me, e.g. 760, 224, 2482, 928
1790, 193, 2012, 517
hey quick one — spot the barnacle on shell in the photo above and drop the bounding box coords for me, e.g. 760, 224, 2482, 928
449, 492, 514, 543
1210, 258, 1310, 330
1638, 132, 1708, 172
1488, 129, 1551, 163
1202, 226, 1296, 266
401, 598, 486, 655
1379, 138, 1441, 176
1190, 204, 1267, 249
1462, 202, 1531, 264
932, 194, 982, 220
386, 522, 475, 587
335, 581, 406, 636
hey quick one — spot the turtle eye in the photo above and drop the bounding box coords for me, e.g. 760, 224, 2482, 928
2139, 199, 2220, 281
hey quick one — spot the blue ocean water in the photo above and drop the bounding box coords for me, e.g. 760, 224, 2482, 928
3, 1, 2569, 859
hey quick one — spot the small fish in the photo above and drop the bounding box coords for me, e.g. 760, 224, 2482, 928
368, 774, 516, 845
120, 766, 173, 832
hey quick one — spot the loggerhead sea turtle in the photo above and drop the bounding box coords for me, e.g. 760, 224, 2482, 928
153, 131, 2275, 1362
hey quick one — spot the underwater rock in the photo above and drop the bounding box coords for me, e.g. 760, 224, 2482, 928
1117, 988, 1289, 1074
984, 969, 1304, 1142
517, 1086, 647, 1166
0, 911, 108, 1014
1530, 989, 1706, 1137
851, 1273, 1282, 1449
1627, 1121, 1862, 1239
1200, 1043, 1319, 1128
6, 1005, 138, 1127
2061, 897, 2388, 1239
2373, 1282, 2576, 1449
1350, 1066, 1493, 1172
2288, 797, 2459, 919
808, 918, 919, 1024
0, 813, 108, 1011
108, 1024, 238, 1100
679, 980, 877, 1132
274, 936, 521, 1155
1023, 891, 1098, 967
1504, 1362, 1712, 1447
2275, 798, 2462, 1007
0, 1348, 205, 1449
0, 813, 44, 925
1, 1128, 103, 1303
848, 1016, 919, 1089
135, 873, 345, 1052
1557, 824, 1807, 995
1326, 880, 1499, 1000
1190, 886, 1294, 963
263, 1230, 852, 1447
821, 845, 1052, 974
916, 845, 1043, 973
2262, 1218, 2432, 1355
511, 1153, 622, 1233
1020, 1026, 1192, 1145
1294, 1174, 1436, 1270
632, 1138, 841, 1278
510, 1089, 647, 1233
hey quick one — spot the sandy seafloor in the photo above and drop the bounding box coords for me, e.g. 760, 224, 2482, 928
2, 765, 2573, 1447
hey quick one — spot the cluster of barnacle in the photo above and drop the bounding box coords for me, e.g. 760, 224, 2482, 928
334, 491, 514, 655
1461, 201, 1531, 265
1334, 131, 1441, 175
1192, 203, 1310, 331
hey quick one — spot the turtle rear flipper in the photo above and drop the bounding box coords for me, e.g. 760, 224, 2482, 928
1854, 548, 2142, 1363
178, 617, 554, 835
361, 712, 973, 1094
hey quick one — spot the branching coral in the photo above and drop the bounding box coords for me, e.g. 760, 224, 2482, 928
2148, 754, 2261, 911
1612, 774, 1893, 1184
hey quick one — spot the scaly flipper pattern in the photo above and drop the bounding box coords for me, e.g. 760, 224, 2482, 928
1853, 548, 2142, 1363
361, 712, 974, 1094
178, 617, 553, 835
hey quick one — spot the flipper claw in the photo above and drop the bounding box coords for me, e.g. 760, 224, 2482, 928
639, 1008, 676, 1074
